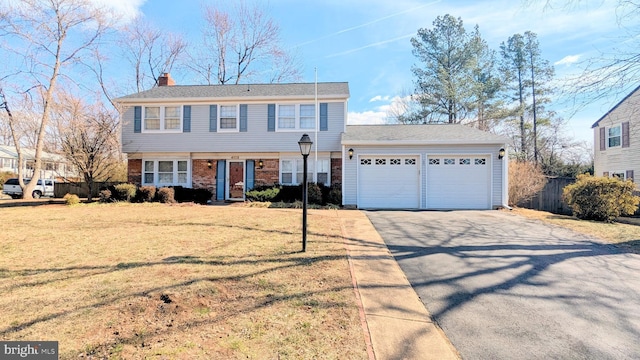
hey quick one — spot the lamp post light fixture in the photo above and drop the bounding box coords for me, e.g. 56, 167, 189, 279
498, 148, 506, 160
298, 133, 313, 252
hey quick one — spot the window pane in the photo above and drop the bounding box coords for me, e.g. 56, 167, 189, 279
177, 161, 187, 171
144, 161, 154, 171
145, 119, 160, 130
144, 173, 154, 183
165, 118, 180, 130
318, 173, 328, 185
281, 160, 293, 172
220, 118, 237, 129
178, 173, 187, 183
220, 106, 236, 117
282, 173, 292, 184
609, 126, 621, 137
300, 104, 315, 129
145, 107, 160, 118
158, 173, 173, 183
158, 161, 173, 172
165, 106, 180, 118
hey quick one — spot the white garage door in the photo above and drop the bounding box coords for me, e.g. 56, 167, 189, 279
358, 155, 420, 209
427, 155, 491, 209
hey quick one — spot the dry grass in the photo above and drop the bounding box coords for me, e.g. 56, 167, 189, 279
510, 207, 640, 252
0, 203, 367, 359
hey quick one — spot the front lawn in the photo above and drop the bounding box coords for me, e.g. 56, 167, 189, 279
0, 203, 367, 359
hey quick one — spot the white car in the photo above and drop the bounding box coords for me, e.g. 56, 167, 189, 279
2, 178, 55, 199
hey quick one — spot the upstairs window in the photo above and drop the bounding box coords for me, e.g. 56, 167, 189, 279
219, 105, 238, 131
608, 125, 621, 147
143, 106, 182, 132
277, 104, 316, 130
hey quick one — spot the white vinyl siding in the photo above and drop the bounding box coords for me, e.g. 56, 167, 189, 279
122, 102, 345, 153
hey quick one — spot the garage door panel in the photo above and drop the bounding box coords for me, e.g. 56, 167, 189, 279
427, 156, 490, 209
358, 156, 419, 209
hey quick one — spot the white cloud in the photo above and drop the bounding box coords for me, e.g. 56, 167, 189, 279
369, 95, 391, 102
555, 54, 581, 66
92, 0, 146, 24
347, 111, 388, 125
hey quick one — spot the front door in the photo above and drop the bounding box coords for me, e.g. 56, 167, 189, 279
228, 161, 245, 200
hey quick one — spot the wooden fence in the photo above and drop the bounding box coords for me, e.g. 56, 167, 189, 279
517, 177, 575, 215
54, 182, 121, 198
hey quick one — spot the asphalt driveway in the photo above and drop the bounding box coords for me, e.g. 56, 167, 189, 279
366, 210, 640, 360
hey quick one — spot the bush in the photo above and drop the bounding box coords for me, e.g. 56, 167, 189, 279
113, 183, 137, 202
509, 161, 547, 206
246, 187, 280, 202
0, 171, 16, 190
136, 186, 156, 203
63, 193, 80, 205
327, 183, 342, 205
307, 182, 323, 205
192, 188, 213, 204
563, 174, 640, 222
99, 189, 112, 203
157, 187, 175, 204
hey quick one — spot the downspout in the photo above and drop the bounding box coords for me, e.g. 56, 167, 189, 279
502, 144, 512, 210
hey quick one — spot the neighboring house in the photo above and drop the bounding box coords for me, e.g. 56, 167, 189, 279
0, 144, 75, 180
116, 73, 510, 209
592, 85, 640, 182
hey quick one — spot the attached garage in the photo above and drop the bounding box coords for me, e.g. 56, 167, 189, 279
358, 155, 420, 209
426, 155, 490, 209
342, 124, 509, 210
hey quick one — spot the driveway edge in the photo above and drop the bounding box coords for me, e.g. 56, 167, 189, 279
337, 210, 460, 360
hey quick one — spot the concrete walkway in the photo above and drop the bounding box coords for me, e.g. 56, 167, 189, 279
337, 210, 460, 360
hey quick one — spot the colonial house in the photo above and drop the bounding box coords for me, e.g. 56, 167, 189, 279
592, 85, 640, 182
115, 73, 509, 209
0, 144, 75, 180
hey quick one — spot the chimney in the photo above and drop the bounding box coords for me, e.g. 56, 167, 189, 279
158, 73, 175, 86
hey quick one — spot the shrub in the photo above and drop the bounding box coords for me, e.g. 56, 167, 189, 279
136, 186, 156, 203
327, 183, 342, 205
0, 171, 16, 190
63, 193, 80, 205
99, 189, 112, 203
157, 187, 175, 204
113, 183, 137, 202
563, 174, 640, 222
192, 188, 213, 204
509, 161, 547, 206
307, 182, 323, 205
246, 187, 280, 202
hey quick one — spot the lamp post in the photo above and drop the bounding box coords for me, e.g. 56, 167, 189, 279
298, 134, 313, 252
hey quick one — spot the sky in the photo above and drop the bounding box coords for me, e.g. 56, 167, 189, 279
99, 0, 632, 148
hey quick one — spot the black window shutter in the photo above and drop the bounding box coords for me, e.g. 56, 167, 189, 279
183, 105, 191, 133
210, 105, 217, 132
240, 104, 248, 132
320, 103, 328, 131
134, 106, 141, 133
267, 104, 275, 132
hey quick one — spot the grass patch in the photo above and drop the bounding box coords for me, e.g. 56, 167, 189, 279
0, 203, 367, 359
510, 207, 640, 252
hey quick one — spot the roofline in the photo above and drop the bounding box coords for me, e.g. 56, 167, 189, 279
591, 83, 640, 128
341, 140, 508, 146
115, 94, 349, 104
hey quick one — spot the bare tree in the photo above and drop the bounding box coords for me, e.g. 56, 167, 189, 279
0, 0, 114, 198
53, 92, 120, 201
188, 1, 301, 85
120, 20, 187, 92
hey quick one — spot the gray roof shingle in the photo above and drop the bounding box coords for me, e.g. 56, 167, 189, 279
115, 82, 349, 102
342, 124, 509, 144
